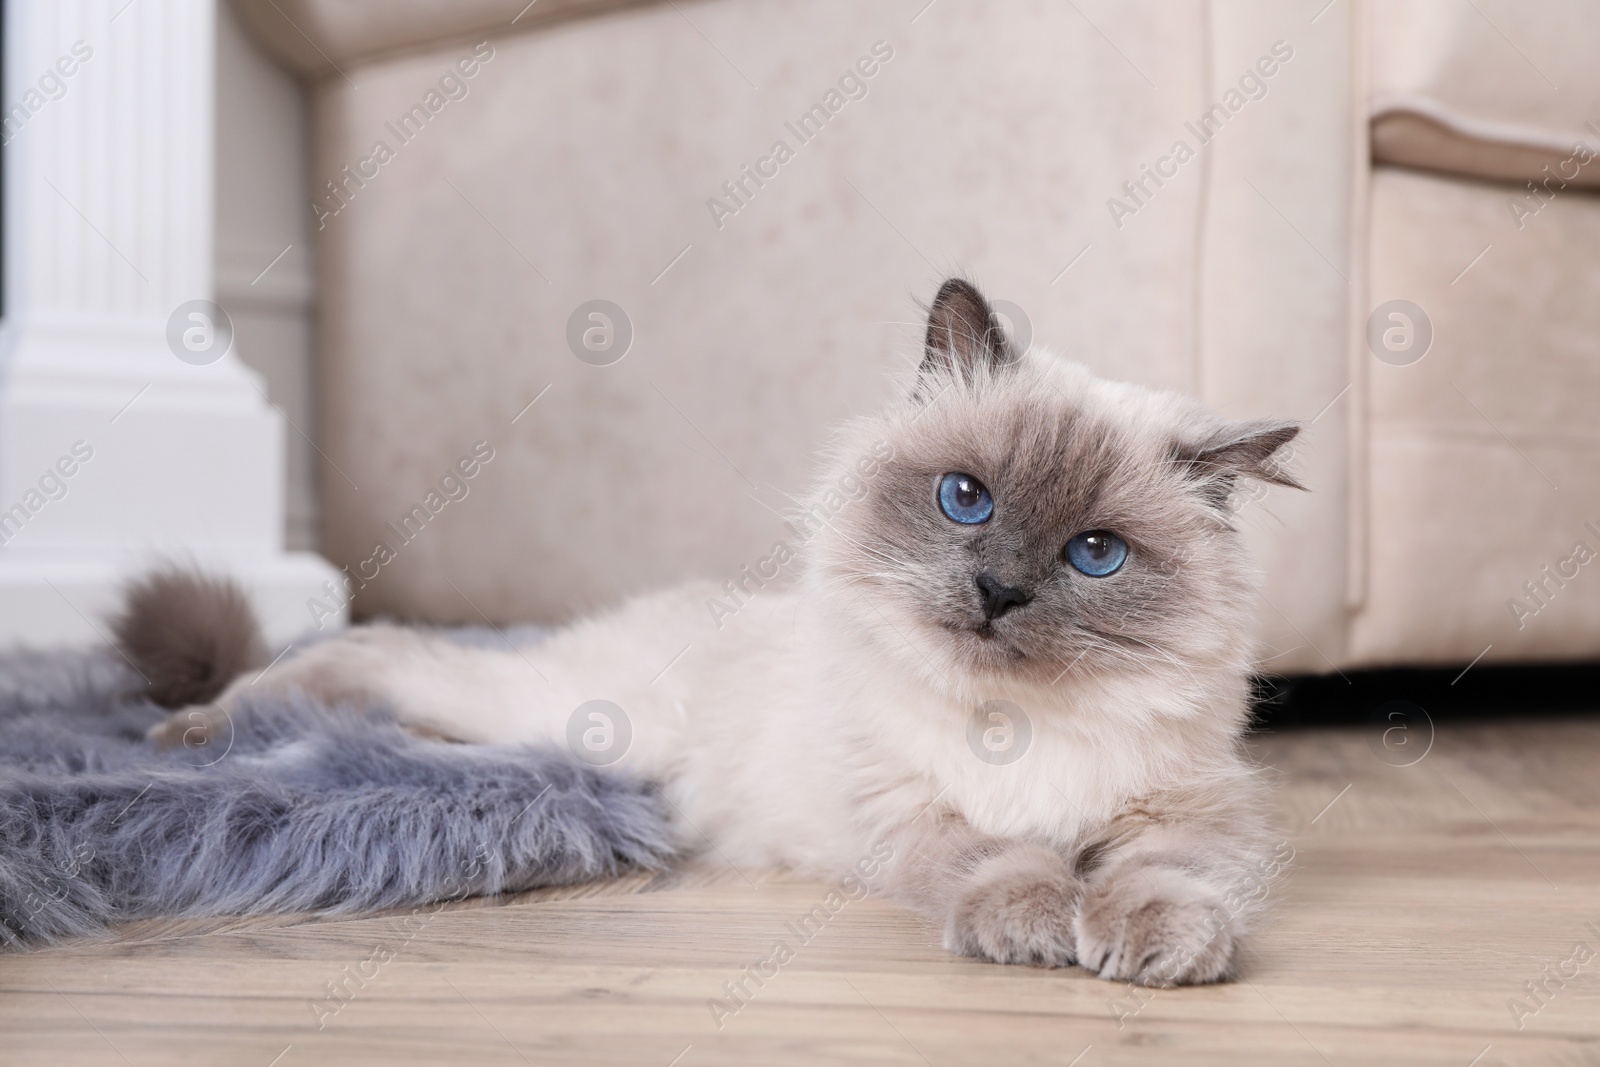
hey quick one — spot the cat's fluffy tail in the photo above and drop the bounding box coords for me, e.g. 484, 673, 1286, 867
112, 568, 267, 708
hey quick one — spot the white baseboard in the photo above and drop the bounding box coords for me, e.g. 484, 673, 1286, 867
0, 549, 345, 650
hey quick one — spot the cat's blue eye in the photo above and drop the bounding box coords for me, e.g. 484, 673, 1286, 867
937, 472, 993, 524
1064, 531, 1128, 577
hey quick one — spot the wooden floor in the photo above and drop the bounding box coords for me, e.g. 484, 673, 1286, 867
5, 717, 1600, 1067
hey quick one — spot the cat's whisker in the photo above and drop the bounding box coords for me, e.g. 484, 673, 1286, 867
1073, 629, 1206, 688
1111, 633, 1228, 675
1104, 640, 1195, 681
851, 548, 915, 572
823, 570, 920, 594
823, 528, 915, 571
753, 488, 916, 572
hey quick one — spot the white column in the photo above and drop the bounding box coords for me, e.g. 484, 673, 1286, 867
0, 0, 342, 646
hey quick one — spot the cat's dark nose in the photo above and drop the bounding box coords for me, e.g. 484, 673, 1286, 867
975, 572, 1032, 620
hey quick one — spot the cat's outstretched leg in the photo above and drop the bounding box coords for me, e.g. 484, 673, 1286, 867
143, 624, 415, 746
145, 624, 541, 747
117, 570, 507, 747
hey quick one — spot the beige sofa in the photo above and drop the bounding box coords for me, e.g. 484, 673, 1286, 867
234, 0, 1600, 673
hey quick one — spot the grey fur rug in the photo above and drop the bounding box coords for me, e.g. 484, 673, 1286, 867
0, 646, 673, 948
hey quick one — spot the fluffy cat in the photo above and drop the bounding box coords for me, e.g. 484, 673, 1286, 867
129, 278, 1301, 986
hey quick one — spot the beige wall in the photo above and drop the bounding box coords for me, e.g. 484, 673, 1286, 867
303, 0, 1221, 630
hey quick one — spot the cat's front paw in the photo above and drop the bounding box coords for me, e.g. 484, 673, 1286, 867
1075, 865, 1236, 986
945, 845, 1080, 967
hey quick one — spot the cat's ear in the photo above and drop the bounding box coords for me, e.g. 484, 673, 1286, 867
1176, 419, 1304, 507
917, 278, 1015, 389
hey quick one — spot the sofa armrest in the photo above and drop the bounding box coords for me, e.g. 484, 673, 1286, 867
232, 0, 662, 78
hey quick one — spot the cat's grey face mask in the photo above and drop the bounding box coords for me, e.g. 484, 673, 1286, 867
815, 278, 1302, 690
